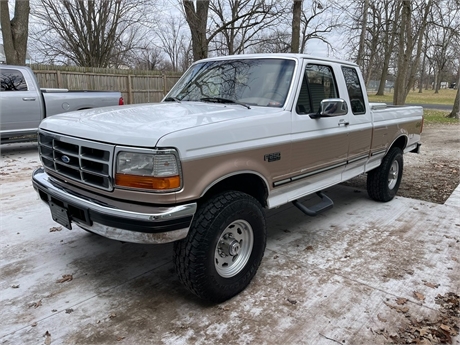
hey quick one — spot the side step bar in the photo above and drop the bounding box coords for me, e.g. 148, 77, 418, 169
292, 192, 334, 217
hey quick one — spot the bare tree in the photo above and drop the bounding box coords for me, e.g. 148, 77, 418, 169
448, 72, 459, 118
291, 0, 302, 53
31, 0, 152, 67
355, 0, 368, 70
127, 45, 166, 70
393, 1, 411, 105
404, 1, 435, 98
183, 0, 210, 61
0, 0, 30, 65
427, 0, 460, 93
418, 30, 429, 93
178, 39, 193, 72
209, 0, 283, 55
249, 1, 342, 55
182, 0, 287, 60
447, 46, 460, 119
158, 17, 188, 72
249, 30, 291, 53
393, 0, 433, 105
298, 1, 342, 54
376, 1, 400, 95
363, 7, 381, 86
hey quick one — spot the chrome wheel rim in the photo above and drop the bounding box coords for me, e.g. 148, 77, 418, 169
388, 160, 399, 189
215, 220, 254, 278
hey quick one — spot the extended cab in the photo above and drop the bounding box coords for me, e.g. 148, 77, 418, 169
0, 65, 124, 143
32, 54, 423, 302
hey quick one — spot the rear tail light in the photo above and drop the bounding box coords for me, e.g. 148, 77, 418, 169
119, 97, 124, 105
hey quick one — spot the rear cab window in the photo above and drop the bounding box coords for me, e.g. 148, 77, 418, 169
0, 69, 28, 91
296, 64, 338, 114
341, 66, 366, 115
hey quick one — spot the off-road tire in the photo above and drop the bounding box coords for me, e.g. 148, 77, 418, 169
367, 147, 403, 202
174, 191, 266, 303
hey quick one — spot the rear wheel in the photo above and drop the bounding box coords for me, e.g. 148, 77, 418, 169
367, 147, 403, 202
174, 191, 266, 303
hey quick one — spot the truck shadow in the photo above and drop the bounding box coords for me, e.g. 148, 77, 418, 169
63, 184, 374, 305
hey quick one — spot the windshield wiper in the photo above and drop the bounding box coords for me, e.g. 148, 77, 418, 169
200, 97, 251, 109
163, 96, 181, 103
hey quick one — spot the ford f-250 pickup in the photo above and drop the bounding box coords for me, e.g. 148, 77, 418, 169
0, 65, 124, 143
32, 54, 423, 302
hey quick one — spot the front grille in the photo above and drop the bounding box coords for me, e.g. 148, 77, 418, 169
38, 131, 114, 191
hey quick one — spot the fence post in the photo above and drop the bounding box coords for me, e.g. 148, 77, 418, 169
56, 70, 62, 88
163, 75, 167, 97
127, 75, 133, 104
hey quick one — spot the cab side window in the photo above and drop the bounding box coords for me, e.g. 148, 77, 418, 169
296, 64, 338, 114
341, 66, 366, 115
0, 69, 28, 91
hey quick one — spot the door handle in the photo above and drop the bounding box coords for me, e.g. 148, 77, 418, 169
338, 121, 349, 126
22, 97, 36, 101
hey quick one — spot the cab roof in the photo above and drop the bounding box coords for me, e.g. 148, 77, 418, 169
195, 53, 359, 68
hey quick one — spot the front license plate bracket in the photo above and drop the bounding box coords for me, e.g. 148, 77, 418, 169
50, 201, 72, 230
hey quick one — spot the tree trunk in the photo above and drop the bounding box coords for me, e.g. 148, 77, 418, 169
448, 88, 459, 119
433, 72, 438, 92
393, 1, 411, 105
418, 31, 428, 93
404, 0, 432, 99
365, 24, 379, 87
290, 0, 302, 53
376, 2, 400, 96
447, 67, 460, 119
418, 51, 426, 93
0, 0, 30, 65
356, 0, 369, 69
183, 0, 210, 61
376, 67, 389, 96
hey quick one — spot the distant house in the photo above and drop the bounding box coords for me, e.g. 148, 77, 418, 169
0, 44, 32, 64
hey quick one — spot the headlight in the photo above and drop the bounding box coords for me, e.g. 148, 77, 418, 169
115, 149, 181, 191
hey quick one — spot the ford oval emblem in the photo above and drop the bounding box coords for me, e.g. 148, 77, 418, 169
61, 155, 70, 164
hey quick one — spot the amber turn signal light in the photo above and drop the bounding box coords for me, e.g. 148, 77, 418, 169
115, 174, 180, 190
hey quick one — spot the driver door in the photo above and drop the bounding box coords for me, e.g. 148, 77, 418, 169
288, 61, 350, 196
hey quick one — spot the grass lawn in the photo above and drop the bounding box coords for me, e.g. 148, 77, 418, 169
368, 88, 456, 105
423, 109, 459, 125
367, 89, 458, 124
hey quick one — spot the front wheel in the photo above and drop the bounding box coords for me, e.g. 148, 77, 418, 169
367, 147, 403, 202
174, 191, 266, 303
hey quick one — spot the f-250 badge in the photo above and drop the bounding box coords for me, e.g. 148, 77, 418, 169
264, 152, 281, 162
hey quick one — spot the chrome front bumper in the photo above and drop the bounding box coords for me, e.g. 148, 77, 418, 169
32, 168, 197, 244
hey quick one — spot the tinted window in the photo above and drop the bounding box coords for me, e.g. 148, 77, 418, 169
0, 69, 28, 91
296, 64, 338, 114
167, 59, 295, 108
341, 67, 366, 115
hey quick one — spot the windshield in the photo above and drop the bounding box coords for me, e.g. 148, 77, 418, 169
166, 58, 296, 108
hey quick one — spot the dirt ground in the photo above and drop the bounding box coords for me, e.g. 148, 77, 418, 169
343, 123, 460, 204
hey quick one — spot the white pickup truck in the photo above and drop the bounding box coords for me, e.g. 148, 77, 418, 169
32, 54, 423, 302
0, 65, 124, 143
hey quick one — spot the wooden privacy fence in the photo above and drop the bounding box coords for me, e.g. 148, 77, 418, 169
32, 68, 182, 104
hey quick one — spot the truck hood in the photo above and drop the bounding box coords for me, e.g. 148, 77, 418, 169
39, 102, 275, 147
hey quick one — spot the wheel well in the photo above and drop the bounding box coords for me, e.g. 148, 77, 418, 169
390, 136, 407, 151
201, 174, 268, 208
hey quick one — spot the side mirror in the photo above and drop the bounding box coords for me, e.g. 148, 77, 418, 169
309, 98, 348, 119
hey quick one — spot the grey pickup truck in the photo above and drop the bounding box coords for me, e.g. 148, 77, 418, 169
0, 65, 124, 143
